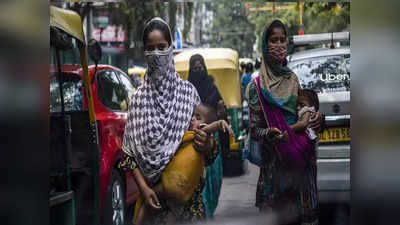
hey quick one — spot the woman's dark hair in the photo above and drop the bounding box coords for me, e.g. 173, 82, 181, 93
142, 19, 172, 46
245, 62, 254, 73
265, 20, 287, 41
299, 89, 319, 111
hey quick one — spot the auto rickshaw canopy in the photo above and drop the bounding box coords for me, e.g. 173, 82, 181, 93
174, 48, 241, 108
50, 6, 96, 123
50, 6, 86, 43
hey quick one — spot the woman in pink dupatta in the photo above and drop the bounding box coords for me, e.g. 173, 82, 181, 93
245, 20, 324, 225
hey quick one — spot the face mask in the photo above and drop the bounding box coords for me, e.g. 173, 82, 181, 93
144, 46, 173, 79
269, 45, 287, 63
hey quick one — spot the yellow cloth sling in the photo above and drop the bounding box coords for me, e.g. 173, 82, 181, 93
133, 131, 204, 222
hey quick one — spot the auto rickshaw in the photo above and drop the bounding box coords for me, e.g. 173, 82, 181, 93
50, 6, 100, 225
174, 48, 247, 175
128, 65, 146, 80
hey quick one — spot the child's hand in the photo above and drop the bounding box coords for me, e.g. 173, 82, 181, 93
266, 128, 288, 142
266, 127, 281, 139
309, 111, 324, 132
219, 120, 234, 136
276, 130, 288, 142
142, 186, 162, 210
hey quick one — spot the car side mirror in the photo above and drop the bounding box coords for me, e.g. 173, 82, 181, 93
88, 39, 102, 64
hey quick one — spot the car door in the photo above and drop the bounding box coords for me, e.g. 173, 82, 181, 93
113, 70, 140, 204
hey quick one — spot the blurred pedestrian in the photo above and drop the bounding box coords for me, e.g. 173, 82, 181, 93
119, 18, 216, 225
252, 57, 262, 80
241, 62, 254, 98
188, 54, 225, 219
245, 20, 324, 225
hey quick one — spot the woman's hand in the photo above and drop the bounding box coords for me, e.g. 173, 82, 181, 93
309, 112, 325, 132
142, 186, 162, 210
193, 128, 214, 153
132, 168, 161, 210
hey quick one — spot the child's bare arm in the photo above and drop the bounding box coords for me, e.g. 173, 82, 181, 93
201, 120, 234, 136
290, 111, 311, 132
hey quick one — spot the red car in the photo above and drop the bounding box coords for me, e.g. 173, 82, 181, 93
50, 64, 139, 225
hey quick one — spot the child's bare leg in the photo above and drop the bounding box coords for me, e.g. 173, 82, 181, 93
135, 204, 146, 225
153, 182, 164, 197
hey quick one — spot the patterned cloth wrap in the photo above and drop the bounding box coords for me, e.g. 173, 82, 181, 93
122, 18, 201, 184
132, 131, 220, 223
253, 76, 314, 169
161, 131, 205, 204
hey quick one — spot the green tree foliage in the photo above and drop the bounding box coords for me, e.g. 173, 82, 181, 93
116, 1, 169, 61
206, 0, 256, 58
183, 2, 194, 43
168, 1, 177, 39
247, 1, 350, 56
303, 2, 350, 34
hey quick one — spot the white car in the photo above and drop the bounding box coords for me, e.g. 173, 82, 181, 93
288, 45, 351, 203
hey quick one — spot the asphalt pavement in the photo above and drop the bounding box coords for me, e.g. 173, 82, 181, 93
210, 160, 350, 225
214, 161, 259, 220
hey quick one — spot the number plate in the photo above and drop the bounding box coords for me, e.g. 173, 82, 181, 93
318, 127, 350, 143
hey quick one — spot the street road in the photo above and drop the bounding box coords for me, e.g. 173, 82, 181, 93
212, 161, 350, 225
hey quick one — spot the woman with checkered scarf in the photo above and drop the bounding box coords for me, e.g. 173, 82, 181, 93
119, 18, 218, 225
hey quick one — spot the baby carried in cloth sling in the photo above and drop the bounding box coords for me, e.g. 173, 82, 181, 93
134, 131, 205, 220
253, 76, 314, 169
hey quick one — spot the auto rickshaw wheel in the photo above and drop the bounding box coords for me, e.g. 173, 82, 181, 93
104, 169, 126, 225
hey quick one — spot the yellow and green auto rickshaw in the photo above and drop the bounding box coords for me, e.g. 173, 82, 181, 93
50, 6, 100, 225
174, 48, 247, 175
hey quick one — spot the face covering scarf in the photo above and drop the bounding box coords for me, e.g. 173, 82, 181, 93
145, 46, 173, 80
268, 45, 287, 63
122, 18, 201, 184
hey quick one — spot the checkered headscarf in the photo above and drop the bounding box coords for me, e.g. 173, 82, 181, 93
122, 18, 200, 184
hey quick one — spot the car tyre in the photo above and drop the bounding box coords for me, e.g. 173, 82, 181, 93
103, 169, 126, 225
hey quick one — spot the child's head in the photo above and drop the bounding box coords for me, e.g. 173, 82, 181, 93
298, 89, 319, 111
190, 103, 217, 130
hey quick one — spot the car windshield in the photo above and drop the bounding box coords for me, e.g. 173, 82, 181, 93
50, 74, 83, 112
288, 54, 350, 93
